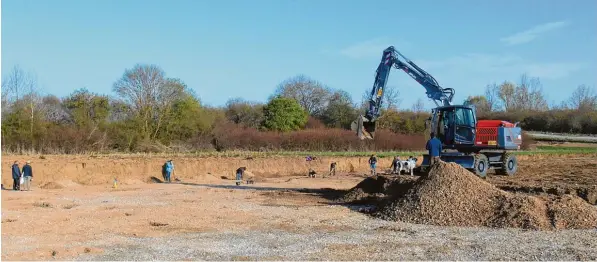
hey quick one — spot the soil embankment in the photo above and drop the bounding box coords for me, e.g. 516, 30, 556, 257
1, 154, 398, 187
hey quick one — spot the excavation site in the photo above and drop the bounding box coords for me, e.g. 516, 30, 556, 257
2, 153, 596, 260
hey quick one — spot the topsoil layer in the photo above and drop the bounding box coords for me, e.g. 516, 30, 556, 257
353, 161, 597, 230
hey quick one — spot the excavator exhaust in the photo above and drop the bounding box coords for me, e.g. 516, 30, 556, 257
351, 115, 376, 140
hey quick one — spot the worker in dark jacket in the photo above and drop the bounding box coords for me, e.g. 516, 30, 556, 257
21, 160, 33, 191
390, 156, 402, 174
11, 161, 22, 191
426, 132, 443, 166
368, 154, 377, 176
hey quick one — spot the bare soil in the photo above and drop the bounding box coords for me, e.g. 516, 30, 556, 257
1, 153, 597, 260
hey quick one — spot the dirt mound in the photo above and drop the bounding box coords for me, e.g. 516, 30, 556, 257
487, 194, 551, 229
337, 175, 418, 203
374, 161, 597, 230
548, 195, 597, 229
39, 182, 65, 189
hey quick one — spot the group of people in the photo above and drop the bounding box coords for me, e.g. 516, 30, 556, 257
160, 132, 443, 186
10, 160, 34, 191
366, 132, 443, 176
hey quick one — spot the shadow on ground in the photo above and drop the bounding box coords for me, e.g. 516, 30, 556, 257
180, 182, 346, 199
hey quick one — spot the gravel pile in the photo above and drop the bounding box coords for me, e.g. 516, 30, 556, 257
374, 161, 597, 230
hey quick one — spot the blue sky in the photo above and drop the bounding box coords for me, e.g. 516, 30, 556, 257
2, 0, 596, 110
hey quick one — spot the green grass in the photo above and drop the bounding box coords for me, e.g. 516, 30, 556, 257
532, 146, 597, 153
4, 146, 596, 159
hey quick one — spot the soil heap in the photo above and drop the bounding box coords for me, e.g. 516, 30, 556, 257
373, 161, 597, 230
337, 175, 418, 204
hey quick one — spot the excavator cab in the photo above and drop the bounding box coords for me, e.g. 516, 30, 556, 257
429, 105, 477, 148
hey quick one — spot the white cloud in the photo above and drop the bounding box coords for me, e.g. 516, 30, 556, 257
336, 38, 410, 59
500, 21, 570, 46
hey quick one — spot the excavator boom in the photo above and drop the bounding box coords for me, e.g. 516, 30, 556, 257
352, 46, 455, 139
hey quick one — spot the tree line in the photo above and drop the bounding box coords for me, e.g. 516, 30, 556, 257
1, 64, 595, 154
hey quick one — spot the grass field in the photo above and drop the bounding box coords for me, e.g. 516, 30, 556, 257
2, 145, 596, 159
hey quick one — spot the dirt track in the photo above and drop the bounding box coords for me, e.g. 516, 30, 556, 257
2, 153, 597, 260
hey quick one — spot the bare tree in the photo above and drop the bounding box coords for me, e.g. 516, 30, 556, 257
1, 79, 9, 116
568, 84, 597, 111
515, 74, 548, 111
411, 98, 425, 113
225, 97, 264, 128
498, 81, 516, 112
2, 65, 37, 110
41, 95, 69, 123
112, 64, 187, 141
484, 83, 500, 112
383, 85, 401, 110
2, 66, 41, 142
464, 95, 491, 115
273, 75, 332, 116
25, 74, 41, 138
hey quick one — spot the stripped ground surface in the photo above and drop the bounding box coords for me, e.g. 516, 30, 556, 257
2, 154, 597, 260
488, 155, 597, 204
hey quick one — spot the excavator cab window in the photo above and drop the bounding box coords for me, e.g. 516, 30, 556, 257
452, 107, 476, 144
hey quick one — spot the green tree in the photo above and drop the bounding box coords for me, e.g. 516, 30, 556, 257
321, 90, 357, 129
63, 88, 110, 128
261, 96, 308, 132
161, 92, 209, 142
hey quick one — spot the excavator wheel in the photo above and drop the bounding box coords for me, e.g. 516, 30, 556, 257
495, 153, 517, 176
471, 154, 489, 178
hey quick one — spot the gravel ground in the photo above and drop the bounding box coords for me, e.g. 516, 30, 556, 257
3, 179, 597, 261
76, 218, 597, 261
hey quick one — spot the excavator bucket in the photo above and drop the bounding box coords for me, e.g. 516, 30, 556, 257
351, 115, 376, 140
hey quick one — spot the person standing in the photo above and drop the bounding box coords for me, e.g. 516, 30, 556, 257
426, 132, 443, 166
21, 160, 33, 191
11, 161, 22, 191
368, 154, 377, 176
390, 156, 402, 174
161, 161, 168, 181
235, 167, 246, 186
165, 160, 174, 183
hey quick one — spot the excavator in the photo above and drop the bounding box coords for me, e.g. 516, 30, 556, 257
351, 46, 523, 177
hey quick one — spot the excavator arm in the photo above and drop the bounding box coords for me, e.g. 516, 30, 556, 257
352, 46, 455, 139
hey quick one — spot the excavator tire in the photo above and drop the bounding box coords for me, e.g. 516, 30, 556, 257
471, 154, 489, 178
495, 152, 517, 176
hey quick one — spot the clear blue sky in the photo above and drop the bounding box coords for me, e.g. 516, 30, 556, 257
2, 0, 596, 110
